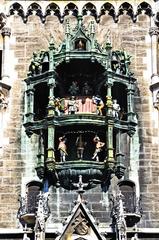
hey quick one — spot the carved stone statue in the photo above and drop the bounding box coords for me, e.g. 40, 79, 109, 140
58, 136, 67, 162
29, 52, 42, 76
76, 134, 87, 159
92, 135, 105, 161
92, 96, 104, 115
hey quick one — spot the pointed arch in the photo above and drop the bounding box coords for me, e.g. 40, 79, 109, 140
100, 3, 116, 22
136, 2, 153, 17
82, 2, 97, 21
63, 2, 78, 17
26, 2, 43, 23
8, 2, 25, 19
45, 3, 61, 21
117, 2, 134, 21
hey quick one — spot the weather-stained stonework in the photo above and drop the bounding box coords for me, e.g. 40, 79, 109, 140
0, 1, 159, 240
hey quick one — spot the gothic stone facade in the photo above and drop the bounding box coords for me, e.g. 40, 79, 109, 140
0, 1, 159, 240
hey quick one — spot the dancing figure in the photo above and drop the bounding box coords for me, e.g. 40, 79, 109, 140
92, 136, 105, 162
92, 96, 104, 115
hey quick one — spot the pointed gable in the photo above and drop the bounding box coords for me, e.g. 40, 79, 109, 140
58, 202, 103, 240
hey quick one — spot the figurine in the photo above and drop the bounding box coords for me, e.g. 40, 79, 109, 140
92, 96, 104, 115
53, 97, 66, 116
54, 97, 61, 116
92, 136, 105, 162
76, 134, 87, 159
58, 136, 67, 162
82, 82, 93, 95
68, 96, 79, 114
76, 39, 85, 50
112, 99, 120, 119
68, 81, 79, 96
111, 50, 132, 76
119, 107, 127, 120
29, 52, 42, 75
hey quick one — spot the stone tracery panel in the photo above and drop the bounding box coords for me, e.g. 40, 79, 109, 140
4, 1, 157, 25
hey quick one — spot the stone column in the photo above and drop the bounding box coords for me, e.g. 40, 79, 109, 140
46, 77, 56, 168
127, 83, 136, 123
149, 27, 159, 109
149, 27, 159, 78
106, 78, 115, 169
106, 81, 113, 116
36, 131, 45, 180
1, 27, 11, 83
115, 130, 126, 179
25, 86, 34, 122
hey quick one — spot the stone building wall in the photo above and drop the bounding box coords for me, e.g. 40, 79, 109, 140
0, 0, 159, 234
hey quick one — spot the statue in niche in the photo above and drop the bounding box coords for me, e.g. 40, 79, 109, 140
68, 81, 79, 96
76, 39, 86, 50
76, 134, 87, 160
120, 51, 132, 75
29, 52, 42, 75
119, 107, 127, 120
92, 96, 104, 115
112, 99, 120, 119
67, 96, 79, 114
58, 135, 67, 162
92, 135, 105, 162
82, 82, 93, 96
111, 51, 132, 76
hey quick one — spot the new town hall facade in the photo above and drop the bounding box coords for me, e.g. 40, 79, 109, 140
0, 1, 159, 240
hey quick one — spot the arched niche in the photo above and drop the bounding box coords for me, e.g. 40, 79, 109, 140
112, 82, 127, 120
34, 82, 49, 120
118, 180, 136, 213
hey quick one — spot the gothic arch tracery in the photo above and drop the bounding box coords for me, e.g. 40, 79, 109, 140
2, 1, 159, 25
63, 3, 78, 18
82, 2, 98, 21
100, 3, 117, 22
45, 3, 61, 22
117, 2, 134, 22
8, 2, 25, 21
